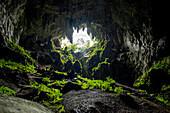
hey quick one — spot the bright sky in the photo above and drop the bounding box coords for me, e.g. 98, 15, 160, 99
61, 28, 94, 48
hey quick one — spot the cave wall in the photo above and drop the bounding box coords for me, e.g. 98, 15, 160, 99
0, 0, 26, 45
0, 0, 169, 85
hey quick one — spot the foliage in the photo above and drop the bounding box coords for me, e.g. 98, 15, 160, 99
7, 41, 34, 64
0, 86, 16, 96
42, 77, 51, 83
114, 87, 124, 94
0, 59, 36, 73
99, 40, 107, 58
73, 75, 115, 92
67, 44, 78, 53
55, 70, 67, 76
85, 40, 108, 72
92, 58, 110, 72
48, 80, 68, 89
156, 94, 170, 106
28, 80, 65, 112
134, 56, 170, 87
53, 46, 74, 64
133, 56, 170, 106
73, 75, 127, 96
51, 40, 56, 51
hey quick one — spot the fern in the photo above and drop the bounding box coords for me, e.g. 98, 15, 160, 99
0, 59, 36, 73
0, 86, 16, 96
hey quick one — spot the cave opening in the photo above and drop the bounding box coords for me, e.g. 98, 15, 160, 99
61, 27, 96, 53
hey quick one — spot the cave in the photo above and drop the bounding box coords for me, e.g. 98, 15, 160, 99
0, 0, 170, 113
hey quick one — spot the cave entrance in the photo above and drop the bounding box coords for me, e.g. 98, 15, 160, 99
61, 27, 95, 50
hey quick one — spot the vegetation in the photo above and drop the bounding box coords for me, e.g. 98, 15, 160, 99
134, 56, 170, 87
73, 75, 115, 92
55, 70, 67, 76
92, 58, 110, 72
0, 86, 16, 96
0, 59, 36, 73
1, 36, 169, 112
86, 40, 106, 63
7, 41, 34, 64
28, 80, 65, 112
134, 56, 170, 106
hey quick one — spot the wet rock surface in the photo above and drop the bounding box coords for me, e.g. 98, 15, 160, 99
62, 89, 170, 113
0, 94, 53, 113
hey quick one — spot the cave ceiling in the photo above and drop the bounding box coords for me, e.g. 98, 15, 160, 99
21, 0, 152, 47
1, 0, 169, 54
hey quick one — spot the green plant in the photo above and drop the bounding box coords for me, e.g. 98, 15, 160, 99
42, 77, 51, 83
73, 75, 115, 92
92, 58, 110, 72
156, 94, 170, 106
48, 80, 67, 89
114, 87, 124, 94
133, 56, 170, 106
134, 56, 170, 87
27, 80, 65, 112
0, 86, 16, 96
0, 59, 36, 73
55, 70, 67, 76
8, 41, 34, 64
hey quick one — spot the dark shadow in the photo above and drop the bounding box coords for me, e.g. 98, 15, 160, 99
119, 93, 140, 110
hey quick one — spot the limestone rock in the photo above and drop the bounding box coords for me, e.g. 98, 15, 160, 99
0, 95, 53, 113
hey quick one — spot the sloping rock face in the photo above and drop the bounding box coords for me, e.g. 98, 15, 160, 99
0, 0, 169, 84
62, 89, 169, 113
0, 94, 53, 113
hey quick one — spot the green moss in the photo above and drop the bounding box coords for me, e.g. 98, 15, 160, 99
0, 59, 36, 73
0, 86, 16, 96
99, 40, 107, 58
51, 40, 56, 51
27, 80, 64, 112
55, 70, 67, 76
73, 75, 115, 92
133, 56, 170, 106
114, 87, 124, 94
156, 94, 170, 106
92, 58, 110, 73
48, 80, 67, 89
134, 56, 170, 87
86, 40, 104, 64
42, 77, 51, 83
7, 41, 34, 64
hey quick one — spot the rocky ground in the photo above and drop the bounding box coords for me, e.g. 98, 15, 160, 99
62, 89, 170, 113
0, 94, 53, 113
0, 67, 169, 113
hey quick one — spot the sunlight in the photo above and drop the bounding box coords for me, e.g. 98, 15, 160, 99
61, 27, 95, 48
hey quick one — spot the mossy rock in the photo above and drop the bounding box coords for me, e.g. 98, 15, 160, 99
73, 60, 82, 74
134, 56, 170, 93
64, 60, 73, 72
0, 44, 28, 64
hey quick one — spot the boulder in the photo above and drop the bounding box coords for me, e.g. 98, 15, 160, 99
73, 60, 82, 74
38, 53, 53, 65
0, 95, 53, 113
64, 60, 73, 72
